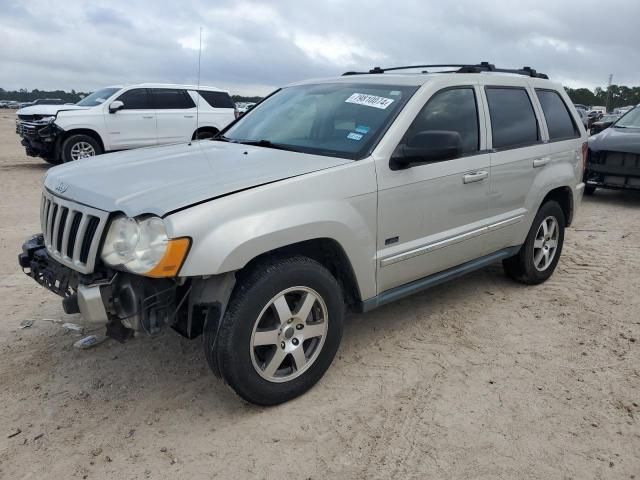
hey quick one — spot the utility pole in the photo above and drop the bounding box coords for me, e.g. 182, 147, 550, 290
605, 74, 613, 113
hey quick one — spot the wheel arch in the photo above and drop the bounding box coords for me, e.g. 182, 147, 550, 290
192, 126, 220, 140
237, 238, 362, 307
540, 186, 574, 226
57, 128, 105, 158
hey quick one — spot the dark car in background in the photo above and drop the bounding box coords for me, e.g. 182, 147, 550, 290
587, 110, 603, 129
585, 107, 640, 194
590, 113, 620, 135
29, 98, 66, 106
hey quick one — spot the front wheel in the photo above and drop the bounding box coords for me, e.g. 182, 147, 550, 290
61, 134, 102, 162
206, 256, 344, 405
503, 200, 566, 285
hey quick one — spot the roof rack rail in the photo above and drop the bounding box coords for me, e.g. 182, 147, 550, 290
342, 62, 549, 79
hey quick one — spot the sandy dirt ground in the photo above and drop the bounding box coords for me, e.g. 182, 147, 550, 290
0, 110, 638, 480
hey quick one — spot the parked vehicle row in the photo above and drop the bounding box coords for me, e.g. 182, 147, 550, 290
15, 84, 237, 164
235, 102, 257, 115
590, 113, 620, 134
19, 63, 586, 405
2, 98, 67, 109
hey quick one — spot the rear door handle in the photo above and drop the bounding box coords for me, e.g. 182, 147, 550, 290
142, 115, 154, 119
533, 157, 550, 168
463, 171, 489, 184
184, 115, 195, 118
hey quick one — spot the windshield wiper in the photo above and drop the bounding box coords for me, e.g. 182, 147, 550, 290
212, 134, 233, 142
236, 139, 302, 152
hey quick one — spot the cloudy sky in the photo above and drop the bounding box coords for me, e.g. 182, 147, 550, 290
1, 0, 638, 96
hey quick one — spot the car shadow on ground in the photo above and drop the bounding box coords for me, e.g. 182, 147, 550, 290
0, 161, 50, 172
37, 263, 515, 412
584, 188, 640, 207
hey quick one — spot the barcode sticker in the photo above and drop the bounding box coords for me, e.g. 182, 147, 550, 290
345, 93, 394, 110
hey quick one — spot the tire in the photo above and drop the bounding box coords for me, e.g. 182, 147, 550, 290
61, 134, 102, 162
503, 200, 566, 285
584, 184, 596, 196
206, 256, 344, 406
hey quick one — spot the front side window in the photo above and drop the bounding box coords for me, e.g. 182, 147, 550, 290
222, 83, 418, 159
403, 87, 479, 155
486, 87, 539, 149
76, 87, 120, 107
150, 88, 195, 109
536, 89, 579, 140
116, 88, 151, 109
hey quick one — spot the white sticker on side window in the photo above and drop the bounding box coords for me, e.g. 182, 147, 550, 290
345, 93, 394, 110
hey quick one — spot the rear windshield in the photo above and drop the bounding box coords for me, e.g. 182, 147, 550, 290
221, 83, 418, 159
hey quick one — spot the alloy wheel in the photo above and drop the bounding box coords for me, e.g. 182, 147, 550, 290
250, 286, 328, 383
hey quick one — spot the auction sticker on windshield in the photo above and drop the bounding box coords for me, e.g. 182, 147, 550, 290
345, 93, 394, 110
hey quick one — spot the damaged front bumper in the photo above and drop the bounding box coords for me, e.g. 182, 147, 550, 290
19, 234, 185, 341
15, 119, 63, 160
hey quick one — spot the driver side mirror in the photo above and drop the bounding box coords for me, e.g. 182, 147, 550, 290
109, 100, 124, 113
390, 130, 462, 170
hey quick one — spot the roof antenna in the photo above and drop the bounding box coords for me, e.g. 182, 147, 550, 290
191, 26, 203, 145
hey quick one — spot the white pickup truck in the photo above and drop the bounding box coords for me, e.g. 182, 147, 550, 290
15, 84, 237, 164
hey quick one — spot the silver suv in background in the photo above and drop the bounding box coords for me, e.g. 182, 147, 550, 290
19, 63, 586, 405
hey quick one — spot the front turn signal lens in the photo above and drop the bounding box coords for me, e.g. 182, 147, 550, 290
145, 237, 191, 278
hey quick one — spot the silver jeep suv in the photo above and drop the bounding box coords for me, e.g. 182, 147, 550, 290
19, 62, 587, 405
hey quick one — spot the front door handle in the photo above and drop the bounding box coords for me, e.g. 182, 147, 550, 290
533, 157, 550, 168
184, 115, 195, 118
463, 171, 489, 184
142, 115, 154, 119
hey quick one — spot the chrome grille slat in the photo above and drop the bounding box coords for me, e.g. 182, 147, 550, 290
72, 215, 89, 262
50, 204, 60, 251
40, 191, 109, 274
45, 199, 55, 246
60, 209, 73, 258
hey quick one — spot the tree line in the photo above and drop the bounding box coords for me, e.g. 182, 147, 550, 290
564, 85, 640, 109
0, 88, 264, 104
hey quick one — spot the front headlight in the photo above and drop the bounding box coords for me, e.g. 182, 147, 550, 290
39, 116, 55, 123
101, 215, 190, 277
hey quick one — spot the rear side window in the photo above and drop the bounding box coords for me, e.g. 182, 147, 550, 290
486, 87, 539, 150
150, 88, 195, 109
198, 90, 235, 109
536, 89, 579, 140
404, 87, 479, 155
116, 88, 151, 109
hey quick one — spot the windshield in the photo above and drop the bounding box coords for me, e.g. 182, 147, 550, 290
76, 87, 120, 107
615, 108, 640, 128
221, 83, 418, 159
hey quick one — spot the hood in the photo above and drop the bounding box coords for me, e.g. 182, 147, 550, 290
44, 141, 352, 217
17, 104, 88, 116
589, 126, 640, 154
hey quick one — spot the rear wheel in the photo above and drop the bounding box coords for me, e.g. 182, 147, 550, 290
584, 184, 596, 196
206, 256, 344, 406
61, 134, 102, 162
503, 200, 565, 285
